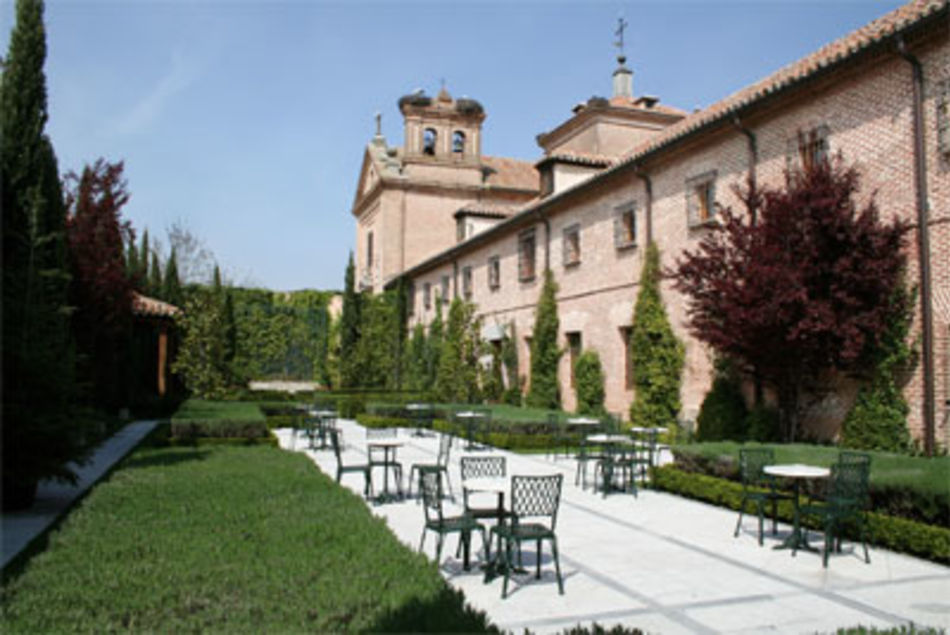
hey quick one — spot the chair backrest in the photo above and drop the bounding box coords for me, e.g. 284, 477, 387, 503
436, 433, 453, 468
738, 447, 775, 487
511, 474, 563, 530
329, 428, 344, 464
838, 450, 871, 470
829, 460, 870, 508
460, 455, 506, 480
420, 469, 446, 524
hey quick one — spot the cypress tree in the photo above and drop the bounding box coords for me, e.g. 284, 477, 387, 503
149, 251, 162, 296
630, 242, 685, 429
406, 323, 429, 391
2, 0, 85, 508
526, 268, 561, 409
436, 298, 468, 403
339, 252, 361, 388
139, 227, 150, 287
163, 248, 183, 306
126, 237, 140, 286
426, 299, 444, 389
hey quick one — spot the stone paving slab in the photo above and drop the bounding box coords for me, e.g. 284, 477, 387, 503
278, 419, 950, 633
1, 420, 158, 570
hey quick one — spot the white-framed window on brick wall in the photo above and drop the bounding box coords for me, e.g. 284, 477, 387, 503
686, 171, 717, 228
613, 202, 636, 250
562, 223, 581, 268
488, 255, 501, 291
462, 266, 473, 300
423, 282, 431, 310
518, 229, 537, 282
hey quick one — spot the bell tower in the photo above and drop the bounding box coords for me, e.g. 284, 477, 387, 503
399, 84, 485, 162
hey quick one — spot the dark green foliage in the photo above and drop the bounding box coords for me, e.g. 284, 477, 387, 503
745, 404, 781, 442
481, 339, 504, 403
1, 0, 88, 501
435, 298, 480, 403
0, 442, 498, 632
553, 624, 645, 635
339, 253, 361, 388
355, 290, 403, 389
574, 350, 606, 416
836, 626, 945, 635
426, 299, 444, 388
172, 288, 229, 399
841, 282, 913, 453
170, 399, 268, 440
652, 465, 949, 564
405, 323, 429, 391
148, 250, 162, 296
139, 228, 150, 287
630, 243, 684, 430
162, 248, 183, 306
696, 358, 748, 441
527, 269, 561, 409
125, 237, 140, 286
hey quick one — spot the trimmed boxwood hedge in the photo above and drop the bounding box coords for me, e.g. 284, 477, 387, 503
355, 413, 560, 451
652, 465, 950, 564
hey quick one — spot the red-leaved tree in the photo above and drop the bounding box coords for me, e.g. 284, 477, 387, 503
673, 157, 910, 441
66, 159, 135, 411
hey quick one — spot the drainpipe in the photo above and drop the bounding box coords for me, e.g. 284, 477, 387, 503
897, 35, 936, 456
732, 115, 759, 225
635, 169, 653, 243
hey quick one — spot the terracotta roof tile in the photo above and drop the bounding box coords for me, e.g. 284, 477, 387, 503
536, 151, 616, 168
132, 292, 180, 318
607, 96, 689, 117
616, 0, 948, 167
454, 201, 518, 218
480, 155, 540, 191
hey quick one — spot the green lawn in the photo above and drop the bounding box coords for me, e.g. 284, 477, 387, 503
1, 438, 495, 633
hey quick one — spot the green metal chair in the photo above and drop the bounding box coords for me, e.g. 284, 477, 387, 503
408, 433, 454, 499
329, 428, 372, 498
490, 474, 565, 599
733, 447, 791, 545
798, 454, 872, 567
460, 456, 508, 521
419, 470, 488, 571
595, 443, 642, 497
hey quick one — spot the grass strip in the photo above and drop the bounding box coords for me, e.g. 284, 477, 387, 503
1, 441, 495, 633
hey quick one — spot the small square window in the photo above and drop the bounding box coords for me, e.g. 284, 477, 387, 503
518, 229, 536, 282
462, 266, 473, 300
488, 256, 500, 291
423, 282, 431, 310
562, 224, 581, 268
614, 202, 636, 249
686, 171, 717, 228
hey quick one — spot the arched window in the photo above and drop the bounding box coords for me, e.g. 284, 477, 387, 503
423, 128, 437, 155
452, 130, 466, 154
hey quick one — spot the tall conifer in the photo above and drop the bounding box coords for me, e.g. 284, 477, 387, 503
163, 248, 183, 306
526, 269, 561, 409
339, 253, 361, 388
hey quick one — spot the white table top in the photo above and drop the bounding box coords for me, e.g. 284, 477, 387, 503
630, 426, 668, 434
566, 417, 600, 426
309, 410, 337, 417
455, 411, 487, 419
405, 403, 431, 411
367, 439, 404, 448
763, 464, 830, 479
586, 433, 633, 444
463, 476, 508, 493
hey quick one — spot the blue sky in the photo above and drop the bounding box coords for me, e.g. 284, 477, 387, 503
1, 0, 905, 291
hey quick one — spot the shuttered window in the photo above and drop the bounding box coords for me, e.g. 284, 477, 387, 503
518, 229, 536, 282
613, 202, 636, 249
686, 171, 717, 228
562, 224, 581, 267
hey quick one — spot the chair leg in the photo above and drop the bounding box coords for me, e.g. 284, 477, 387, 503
550, 536, 564, 595
419, 528, 426, 554
734, 498, 747, 538
407, 466, 417, 497
501, 538, 513, 599
536, 538, 542, 579
757, 501, 765, 546
442, 467, 454, 501
435, 533, 444, 566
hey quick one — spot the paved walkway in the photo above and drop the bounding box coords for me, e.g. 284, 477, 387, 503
278, 419, 950, 634
1, 420, 159, 570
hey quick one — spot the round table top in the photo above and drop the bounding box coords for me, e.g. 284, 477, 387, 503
566, 417, 601, 425
763, 463, 830, 479
405, 403, 432, 410
463, 476, 508, 493
367, 439, 404, 448
630, 426, 668, 434
455, 411, 486, 419
586, 433, 633, 444
310, 410, 337, 417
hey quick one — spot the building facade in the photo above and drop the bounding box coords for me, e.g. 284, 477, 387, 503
352, 0, 950, 449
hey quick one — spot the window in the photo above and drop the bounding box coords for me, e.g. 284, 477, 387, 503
423, 128, 437, 155
366, 231, 374, 270
440, 275, 450, 301
518, 229, 536, 282
562, 224, 580, 268
620, 326, 633, 390
452, 131, 466, 154
798, 125, 829, 171
686, 171, 717, 228
488, 255, 500, 291
938, 80, 949, 157
456, 217, 466, 243
423, 282, 431, 310
539, 166, 554, 197
462, 266, 472, 300
614, 202, 636, 249
566, 332, 582, 388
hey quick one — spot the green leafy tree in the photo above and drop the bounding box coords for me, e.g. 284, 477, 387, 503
695, 357, 748, 441
435, 298, 479, 403
426, 299, 444, 389
480, 338, 504, 403
630, 242, 685, 429
172, 288, 229, 399
163, 248, 183, 306
405, 323, 429, 391
574, 350, 606, 416
841, 282, 913, 452
339, 253, 362, 388
355, 291, 401, 388
527, 269, 561, 409
1, 0, 88, 507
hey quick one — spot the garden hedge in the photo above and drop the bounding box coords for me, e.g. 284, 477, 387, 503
652, 466, 950, 564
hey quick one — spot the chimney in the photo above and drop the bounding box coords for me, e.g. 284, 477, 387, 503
612, 55, 633, 98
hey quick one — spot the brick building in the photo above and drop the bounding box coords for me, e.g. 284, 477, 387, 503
350, 0, 949, 450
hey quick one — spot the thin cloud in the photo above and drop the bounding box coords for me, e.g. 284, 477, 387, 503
113, 49, 202, 136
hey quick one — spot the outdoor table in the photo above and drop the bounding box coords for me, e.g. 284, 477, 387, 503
367, 439, 404, 503
585, 433, 634, 445
455, 411, 486, 450
763, 463, 830, 552
462, 476, 528, 582
406, 403, 434, 437
566, 416, 600, 427
630, 426, 668, 467
307, 410, 337, 449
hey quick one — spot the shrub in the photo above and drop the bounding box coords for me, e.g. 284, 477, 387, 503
746, 404, 780, 442
574, 350, 606, 416
696, 359, 748, 441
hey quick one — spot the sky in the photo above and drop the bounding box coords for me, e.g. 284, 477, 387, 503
1, 0, 907, 291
